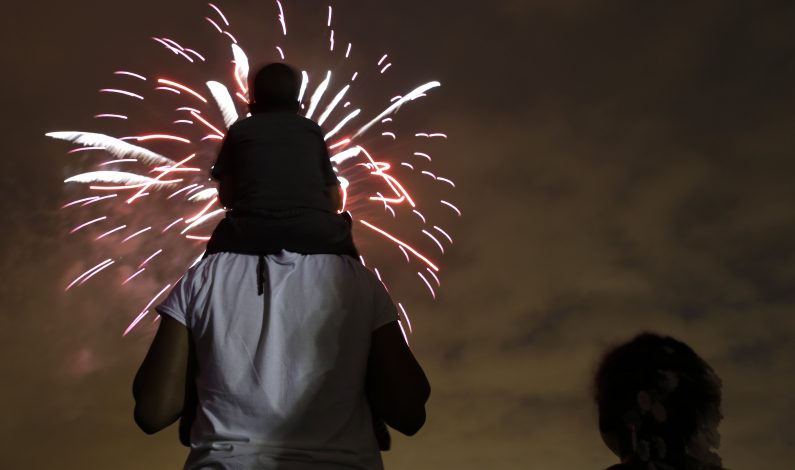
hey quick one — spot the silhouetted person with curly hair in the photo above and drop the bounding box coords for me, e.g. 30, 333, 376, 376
594, 333, 726, 470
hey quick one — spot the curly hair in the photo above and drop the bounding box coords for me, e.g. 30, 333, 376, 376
594, 333, 724, 470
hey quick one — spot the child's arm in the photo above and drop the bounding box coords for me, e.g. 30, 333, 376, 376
211, 133, 235, 208
326, 185, 343, 212
210, 134, 231, 181
320, 137, 343, 212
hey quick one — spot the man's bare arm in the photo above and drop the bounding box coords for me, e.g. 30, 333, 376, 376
133, 315, 190, 434
367, 321, 430, 436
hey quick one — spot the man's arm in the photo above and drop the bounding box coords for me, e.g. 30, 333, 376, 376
367, 321, 431, 436
133, 314, 191, 434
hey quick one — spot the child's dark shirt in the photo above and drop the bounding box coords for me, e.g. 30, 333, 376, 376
211, 112, 338, 215
207, 111, 358, 258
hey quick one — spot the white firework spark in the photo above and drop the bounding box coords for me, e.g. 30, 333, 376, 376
50, 2, 459, 337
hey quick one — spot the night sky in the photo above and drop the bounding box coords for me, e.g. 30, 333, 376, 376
2, 0, 795, 468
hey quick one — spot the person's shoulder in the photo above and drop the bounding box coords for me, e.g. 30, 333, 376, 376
244, 112, 321, 132
181, 255, 217, 283
345, 259, 389, 293
293, 114, 321, 126
224, 115, 253, 135
298, 254, 377, 283
231, 113, 263, 128
285, 113, 323, 134
185, 253, 247, 281
264, 112, 323, 132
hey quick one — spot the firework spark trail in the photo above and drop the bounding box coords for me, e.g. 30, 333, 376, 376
122, 227, 152, 243
181, 208, 225, 234
68, 147, 106, 154
298, 71, 309, 103
276, 1, 287, 35
96, 225, 127, 240
440, 200, 462, 216
398, 302, 413, 332
123, 268, 146, 285
63, 197, 101, 208
157, 79, 208, 103
317, 85, 349, 126
209, 2, 230, 26
47, 132, 175, 166
123, 283, 173, 336
206, 81, 239, 127
94, 114, 128, 120
128, 153, 199, 204
50, 2, 458, 335
65, 259, 114, 291
114, 71, 147, 80
422, 229, 445, 253
188, 188, 219, 201
352, 81, 442, 138
359, 220, 439, 272
82, 194, 118, 206
433, 225, 453, 243
324, 108, 361, 140
100, 89, 144, 100
231, 45, 250, 95
417, 272, 436, 299
70, 216, 107, 233
305, 71, 331, 120
139, 249, 164, 267
64, 171, 178, 187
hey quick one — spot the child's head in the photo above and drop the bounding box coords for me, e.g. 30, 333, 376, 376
594, 333, 724, 469
249, 63, 300, 113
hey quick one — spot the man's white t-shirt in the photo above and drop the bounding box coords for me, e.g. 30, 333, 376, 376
156, 251, 398, 470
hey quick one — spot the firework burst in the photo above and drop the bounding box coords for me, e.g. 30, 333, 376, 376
49, 2, 460, 339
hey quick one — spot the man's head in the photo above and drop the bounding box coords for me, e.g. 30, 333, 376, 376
249, 63, 300, 113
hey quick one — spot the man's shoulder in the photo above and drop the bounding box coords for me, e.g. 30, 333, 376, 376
293, 254, 381, 284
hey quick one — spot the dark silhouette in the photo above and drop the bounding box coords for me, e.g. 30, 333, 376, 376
248, 62, 301, 113
594, 333, 725, 470
206, 62, 358, 259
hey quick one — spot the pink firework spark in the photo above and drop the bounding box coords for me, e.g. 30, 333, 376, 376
49, 2, 458, 336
